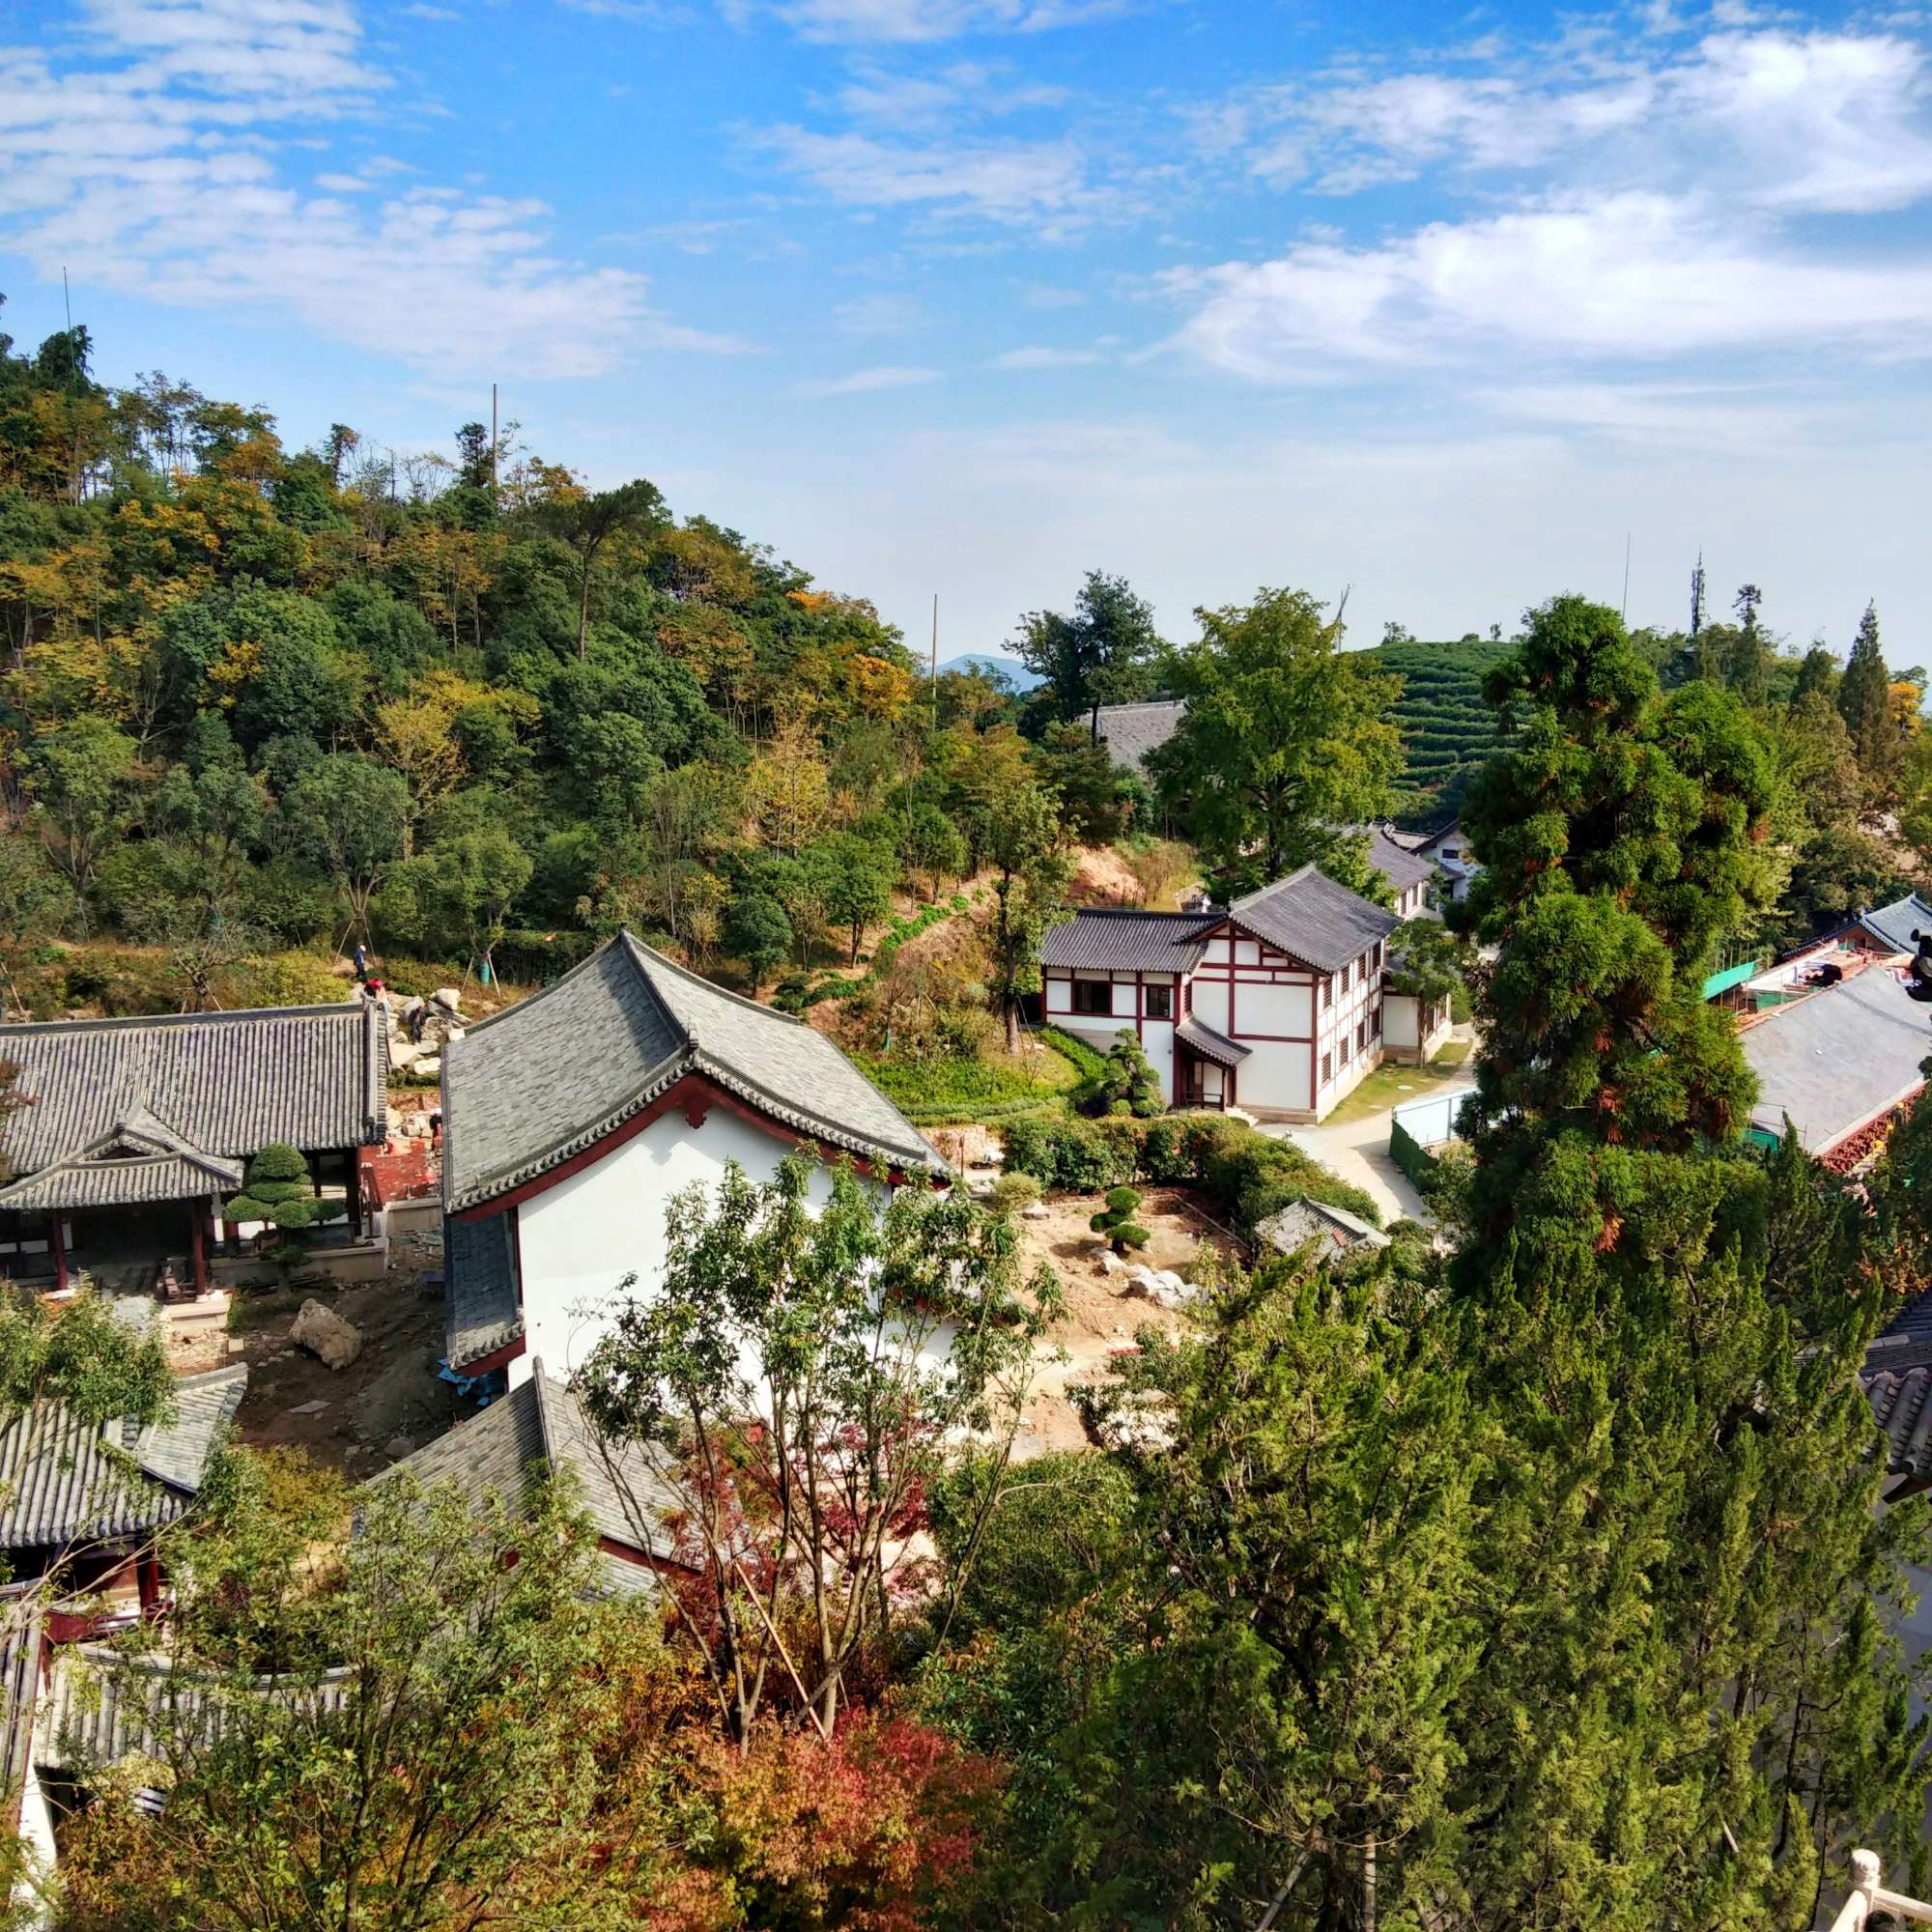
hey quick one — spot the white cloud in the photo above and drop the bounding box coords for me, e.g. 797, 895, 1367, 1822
0, 0, 736, 378
1167, 191, 1932, 380
731, 0, 1123, 44
757, 124, 1104, 224
991, 343, 1101, 367
1164, 25, 1932, 388
797, 363, 942, 394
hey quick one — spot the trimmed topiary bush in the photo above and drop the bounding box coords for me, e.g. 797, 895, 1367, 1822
224, 1143, 342, 1233
1090, 1185, 1148, 1253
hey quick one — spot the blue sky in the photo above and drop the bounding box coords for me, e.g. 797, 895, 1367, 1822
4, 0, 1931, 666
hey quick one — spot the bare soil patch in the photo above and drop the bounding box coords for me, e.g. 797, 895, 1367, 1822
226, 1254, 469, 1478
1009, 1184, 1245, 1458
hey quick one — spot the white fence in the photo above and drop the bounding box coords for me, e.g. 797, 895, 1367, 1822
1389, 1086, 1477, 1151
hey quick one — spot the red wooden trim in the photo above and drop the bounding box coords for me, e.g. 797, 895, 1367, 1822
453, 1332, 527, 1377
51, 1214, 67, 1293
457, 1070, 900, 1222
596, 1533, 701, 1581
511, 1204, 525, 1310
1223, 1032, 1312, 1044
189, 1209, 207, 1296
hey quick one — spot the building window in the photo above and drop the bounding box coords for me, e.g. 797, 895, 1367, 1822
1321, 1051, 1332, 1085
1373, 941, 1383, 972
1072, 979, 1112, 1016
1355, 1017, 1367, 1053
1321, 976, 1332, 1009
1340, 1036, 1351, 1067
1145, 981, 1173, 1020
1372, 1001, 1383, 1037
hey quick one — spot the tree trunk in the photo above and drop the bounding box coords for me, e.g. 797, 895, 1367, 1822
1006, 998, 1020, 1054
576, 547, 593, 663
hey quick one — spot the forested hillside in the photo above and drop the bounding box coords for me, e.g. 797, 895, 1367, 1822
0, 304, 1160, 1027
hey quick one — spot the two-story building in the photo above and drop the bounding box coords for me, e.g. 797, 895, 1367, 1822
1039, 864, 1402, 1122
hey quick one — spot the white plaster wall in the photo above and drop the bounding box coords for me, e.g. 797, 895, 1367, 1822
1239, 1038, 1313, 1113
1143, 1016, 1175, 1099
1383, 992, 1421, 1051
516, 1109, 844, 1383
1193, 978, 1232, 1034
1233, 980, 1310, 1038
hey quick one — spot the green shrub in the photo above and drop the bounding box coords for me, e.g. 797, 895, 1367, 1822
1037, 1025, 1106, 1081
1109, 1221, 1151, 1253
1090, 1184, 1146, 1254
987, 1171, 1042, 1216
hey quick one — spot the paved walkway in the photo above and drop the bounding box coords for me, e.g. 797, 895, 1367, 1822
1266, 1109, 1432, 1228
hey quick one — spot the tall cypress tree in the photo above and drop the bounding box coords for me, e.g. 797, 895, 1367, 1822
1838, 601, 1895, 796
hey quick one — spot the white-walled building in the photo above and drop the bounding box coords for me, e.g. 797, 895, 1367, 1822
440, 933, 947, 1385
1040, 866, 1402, 1122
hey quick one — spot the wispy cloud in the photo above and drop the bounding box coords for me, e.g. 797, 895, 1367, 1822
832, 291, 926, 336
797, 363, 941, 394
991, 343, 1102, 367
0, 0, 737, 377
834, 59, 1068, 127
728, 0, 1125, 45
756, 124, 1112, 227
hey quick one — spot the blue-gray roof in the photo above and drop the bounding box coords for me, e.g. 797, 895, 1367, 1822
1743, 970, 1930, 1153
1225, 866, 1400, 974
0, 1003, 384, 1208
1858, 893, 1932, 956
1041, 909, 1217, 974
441, 932, 945, 1212
0, 1364, 245, 1553
445, 1212, 523, 1371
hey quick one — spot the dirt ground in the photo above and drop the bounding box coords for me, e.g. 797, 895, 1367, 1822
1006, 1184, 1245, 1458
216, 1256, 469, 1477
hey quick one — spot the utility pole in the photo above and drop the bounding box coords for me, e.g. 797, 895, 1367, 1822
930, 593, 939, 729
1621, 531, 1632, 624
491, 383, 499, 498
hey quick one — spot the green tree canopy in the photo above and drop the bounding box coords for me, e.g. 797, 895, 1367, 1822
1149, 587, 1402, 895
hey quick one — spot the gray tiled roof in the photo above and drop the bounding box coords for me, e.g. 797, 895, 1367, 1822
0, 1003, 384, 1205
441, 932, 944, 1213
1094, 699, 1186, 775
35, 1642, 353, 1772
0, 1134, 242, 1211
1744, 971, 1931, 1152
1175, 1015, 1250, 1068
1363, 828, 1436, 895
1040, 909, 1218, 974
1258, 1199, 1391, 1256
444, 1211, 523, 1370
0, 1588, 42, 1824
1865, 1291, 1932, 1490
1224, 866, 1400, 973
1858, 893, 1932, 955
0, 1365, 243, 1552
373, 1362, 680, 1573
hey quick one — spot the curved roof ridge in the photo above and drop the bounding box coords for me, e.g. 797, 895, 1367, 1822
615, 928, 808, 1030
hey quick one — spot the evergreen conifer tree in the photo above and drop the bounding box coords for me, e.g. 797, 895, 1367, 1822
1839, 602, 1895, 795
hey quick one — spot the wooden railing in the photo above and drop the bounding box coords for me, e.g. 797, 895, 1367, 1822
1831, 1850, 1932, 1929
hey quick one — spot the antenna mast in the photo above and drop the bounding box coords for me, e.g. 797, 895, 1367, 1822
1690, 551, 1706, 639
1621, 531, 1632, 623
490, 383, 499, 498
930, 593, 939, 729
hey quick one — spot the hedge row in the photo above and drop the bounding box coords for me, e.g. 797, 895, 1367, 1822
1001, 1112, 1382, 1234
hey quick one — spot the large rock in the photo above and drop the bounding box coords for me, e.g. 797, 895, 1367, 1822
432, 986, 464, 1013
290, 1298, 363, 1371
387, 1038, 422, 1073
413, 1056, 440, 1079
